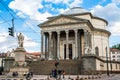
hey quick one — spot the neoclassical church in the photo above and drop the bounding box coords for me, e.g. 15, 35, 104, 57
37, 7, 120, 75
39, 7, 110, 60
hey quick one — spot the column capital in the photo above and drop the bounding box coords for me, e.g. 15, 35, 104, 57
74, 29, 78, 33
57, 31, 60, 34
84, 29, 87, 33
48, 31, 52, 35
65, 30, 69, 34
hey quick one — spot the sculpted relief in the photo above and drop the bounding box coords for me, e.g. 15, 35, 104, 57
43, 17, 78, 26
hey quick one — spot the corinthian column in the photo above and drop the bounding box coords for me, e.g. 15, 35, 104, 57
45, 34, 48, 59
84, 30, 88, 54
41, 31, 44, 58
66, 30, 69, 59
48, 32, 52, 59
57, 31, 60, 59
90, 34, 92, 48
74, 29, 78, 58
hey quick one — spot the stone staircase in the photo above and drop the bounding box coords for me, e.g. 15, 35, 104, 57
29, 60, 81, 75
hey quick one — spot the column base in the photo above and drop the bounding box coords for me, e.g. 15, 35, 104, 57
48, 57, 53, 60
66, 58, 69, 60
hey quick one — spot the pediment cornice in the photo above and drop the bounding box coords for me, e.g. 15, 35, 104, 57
39, 15, 88, 27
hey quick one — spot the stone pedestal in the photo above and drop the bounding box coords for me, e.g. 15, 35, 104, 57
9, 47, 29, 77
10, 67, 29, 77
14, 47, 26, 67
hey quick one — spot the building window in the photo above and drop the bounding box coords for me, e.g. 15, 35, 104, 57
95, 47, 99, 56
117, 56, 120, 58
117, 59, 120, 61
112, 52, 115, 54
112, 55, 115, 58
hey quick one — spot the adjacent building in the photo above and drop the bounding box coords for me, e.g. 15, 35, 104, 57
110, 48, 120, 61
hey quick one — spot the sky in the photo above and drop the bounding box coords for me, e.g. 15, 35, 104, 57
0, 0, 120, 52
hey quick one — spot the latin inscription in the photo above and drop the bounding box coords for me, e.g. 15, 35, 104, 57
42, 24, 86, 31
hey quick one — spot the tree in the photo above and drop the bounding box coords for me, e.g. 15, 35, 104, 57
111, 44, 120, 50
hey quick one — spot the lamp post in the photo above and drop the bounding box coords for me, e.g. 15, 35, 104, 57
110, 51, 112, 74
1, 52, 3, 68
106, 47, 109, 76
0, 52, 4, 75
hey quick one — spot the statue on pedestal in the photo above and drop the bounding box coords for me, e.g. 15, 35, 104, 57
17, 33, 24, 47
9, 33, 28, 77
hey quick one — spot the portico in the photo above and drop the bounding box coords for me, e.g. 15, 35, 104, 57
41, 27, 92, 60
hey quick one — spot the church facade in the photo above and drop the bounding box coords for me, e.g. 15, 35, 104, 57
39, 7, 110, 60
38, 7, 120, 74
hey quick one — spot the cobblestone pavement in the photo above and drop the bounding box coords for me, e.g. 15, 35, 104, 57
0, 74, 120, 80
93, 74, 120, 80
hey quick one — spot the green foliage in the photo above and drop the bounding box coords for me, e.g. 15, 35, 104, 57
111, 44, 120, 50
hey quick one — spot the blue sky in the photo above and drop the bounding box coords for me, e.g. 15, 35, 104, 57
0, 0, 120, 52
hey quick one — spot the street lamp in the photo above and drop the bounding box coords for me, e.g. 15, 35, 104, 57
0, 52, 4, 75
110, 51, 112, 74
106, 47, 109, 76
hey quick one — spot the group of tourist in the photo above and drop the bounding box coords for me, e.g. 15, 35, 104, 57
12, 71, 33, 79
26, 72, 33, 79
12, 71, 18, 77
50, 69, 65, 79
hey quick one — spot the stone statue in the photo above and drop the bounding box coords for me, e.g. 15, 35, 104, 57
17, 33, 24, 47
85, 45, 89, 54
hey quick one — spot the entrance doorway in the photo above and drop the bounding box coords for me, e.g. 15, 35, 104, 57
64, 44, 66, 59
69, 44, 72, 59
64, 44, 73, 59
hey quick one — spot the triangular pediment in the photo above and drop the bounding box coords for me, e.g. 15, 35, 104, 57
40, 15, 86, 27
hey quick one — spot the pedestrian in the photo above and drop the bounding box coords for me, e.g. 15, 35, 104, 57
54, 69, 57, 78
62, 70, 65, 78
58, 69, 62, 79
26, 72, 31, 80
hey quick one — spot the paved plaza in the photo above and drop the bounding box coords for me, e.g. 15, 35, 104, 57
0, 74, 120, 80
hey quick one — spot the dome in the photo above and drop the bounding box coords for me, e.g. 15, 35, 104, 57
62, 7, 90, 15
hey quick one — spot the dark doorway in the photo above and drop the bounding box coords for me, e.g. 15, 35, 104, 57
69, 44, 72, 59
64, 44, 66, 59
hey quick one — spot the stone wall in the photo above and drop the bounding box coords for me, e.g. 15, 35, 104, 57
4, 58, 14, 72
29, 60, 81, 75
82, 55, 96, 74
82, 54, 120, 74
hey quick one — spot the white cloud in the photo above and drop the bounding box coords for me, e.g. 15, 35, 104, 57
0, 33, 17, 52
91, 3, 120, 36
108, 22, 120, 36
8, 0, 83, 21
24, 36, 38, 47
112, 0, 120, 5
59, 8, 69, 14
45, 0, 63, 3
9, 0, 52, 21
0, 32, 39, 52
69, 0, 83, 8
44, 0, 70, 4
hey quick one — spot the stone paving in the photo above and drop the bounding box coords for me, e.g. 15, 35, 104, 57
0, 74, 120, 80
